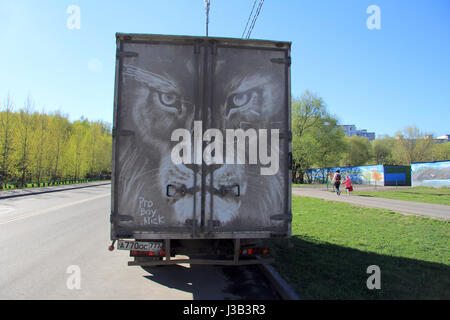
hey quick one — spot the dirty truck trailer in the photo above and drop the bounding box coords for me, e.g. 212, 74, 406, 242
109, 33, 292, 266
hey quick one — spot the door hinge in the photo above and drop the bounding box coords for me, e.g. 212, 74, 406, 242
116, 50, 138, 59
112, 129, 135, 137
270, 213, 292, 222
270, 57, 291, 66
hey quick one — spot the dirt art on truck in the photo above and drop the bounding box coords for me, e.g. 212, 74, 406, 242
112, 34, 291, 237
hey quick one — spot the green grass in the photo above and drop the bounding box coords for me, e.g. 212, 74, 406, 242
265, 196, 450, 299
353, 187, 450, 206
0, 179, 106, 191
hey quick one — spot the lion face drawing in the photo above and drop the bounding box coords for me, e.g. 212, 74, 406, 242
115, 43, 287, 231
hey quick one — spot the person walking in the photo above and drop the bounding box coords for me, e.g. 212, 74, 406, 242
332, 170, 342, 195
343, 175, 353, 196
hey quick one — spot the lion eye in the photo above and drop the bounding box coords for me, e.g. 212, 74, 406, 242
232, 92, 250, 107
226, 88, 259, 116
159, 92, 177, 106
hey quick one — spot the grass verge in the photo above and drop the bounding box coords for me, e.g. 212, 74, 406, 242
265, 196, 450, 299
353, 187, 450, 206
0, 179, 106, 191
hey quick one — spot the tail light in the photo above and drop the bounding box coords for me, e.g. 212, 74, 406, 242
130, 250, 164, 257
239, 248, 270, 255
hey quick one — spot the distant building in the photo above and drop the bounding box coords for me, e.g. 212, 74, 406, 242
436, 134, 450, 143
397, 134, 450, 143
340, 125, 376, 141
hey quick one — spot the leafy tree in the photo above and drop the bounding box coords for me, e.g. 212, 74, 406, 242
17, 96, 33, 186
340, 135, 371, 167
0, 94, 16, 185
371, 135, 396, 165
0, 95, 112, 186
430, 142, 450, 162
312, 117, 347, 169
392, 126, 433, 165
32, 111, 50, 184
291, 91, 345, 183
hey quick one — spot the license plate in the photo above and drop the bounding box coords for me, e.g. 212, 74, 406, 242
117, 240, 163, 252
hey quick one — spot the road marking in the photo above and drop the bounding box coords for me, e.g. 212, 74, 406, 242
0, 193, 109, 225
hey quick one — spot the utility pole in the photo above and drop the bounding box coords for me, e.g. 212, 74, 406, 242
205, 0, 210, 36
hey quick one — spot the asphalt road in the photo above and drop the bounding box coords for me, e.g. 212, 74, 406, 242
0, 184, 279, 300
293, 187, 450, 220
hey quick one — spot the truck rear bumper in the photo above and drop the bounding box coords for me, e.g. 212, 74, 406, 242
124, 238, 274, 266
128, 257, 274, 266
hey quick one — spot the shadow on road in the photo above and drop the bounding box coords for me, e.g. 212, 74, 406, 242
141, 264, 280, 300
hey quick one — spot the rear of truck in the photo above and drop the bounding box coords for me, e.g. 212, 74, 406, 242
110, 33, 292, 266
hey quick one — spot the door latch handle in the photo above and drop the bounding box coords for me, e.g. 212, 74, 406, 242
167, 184, 188, 197
234, 184, 240, 197
219, 184, 240, 197
167, 184, 175, 197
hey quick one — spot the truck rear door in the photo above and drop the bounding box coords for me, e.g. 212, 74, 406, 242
111, 34, 291, 240
203, 42, 292, 236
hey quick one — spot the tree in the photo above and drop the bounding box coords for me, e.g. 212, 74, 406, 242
32, 111, 50, 184
392, 126, 433, 165
17, 96, 33, 186
291, 91, 346, 183
0, 94, 15, 185
48, 111, 71, 181
312, 116, 347, 169
340, 135, 371, 167
430, 142, 450, 162
0, 94, 113, 187
371, 135, 396, 165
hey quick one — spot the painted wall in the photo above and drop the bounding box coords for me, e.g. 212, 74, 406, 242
306, 165, 385, 186
411, 161, 450, 188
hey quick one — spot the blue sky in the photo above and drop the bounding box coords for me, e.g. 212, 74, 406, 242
1, 0, 449, 137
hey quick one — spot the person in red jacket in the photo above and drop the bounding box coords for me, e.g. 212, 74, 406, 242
343, 175, 353, 196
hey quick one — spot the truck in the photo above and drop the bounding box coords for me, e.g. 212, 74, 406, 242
109, 33, 292, 266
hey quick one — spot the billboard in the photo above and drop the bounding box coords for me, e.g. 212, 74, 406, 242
411, 161, 450, 188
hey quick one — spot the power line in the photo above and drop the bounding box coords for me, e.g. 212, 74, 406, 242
241, 0, 258, 38
245, 0, 264, 39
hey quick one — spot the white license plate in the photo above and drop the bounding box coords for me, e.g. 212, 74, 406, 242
117, 240, 163, 252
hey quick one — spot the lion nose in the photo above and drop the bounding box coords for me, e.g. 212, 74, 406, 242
184, 163, 223, 174
185, 163, 200, 172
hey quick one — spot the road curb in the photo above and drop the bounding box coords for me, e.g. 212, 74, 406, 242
258, 262, 301, 300
0, 182, 111, 200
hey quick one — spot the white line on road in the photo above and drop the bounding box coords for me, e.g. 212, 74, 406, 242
0, 193, 109, 225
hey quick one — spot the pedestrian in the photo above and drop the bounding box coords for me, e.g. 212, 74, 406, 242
332, 170, 341, 195
343, 175, 353, 196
